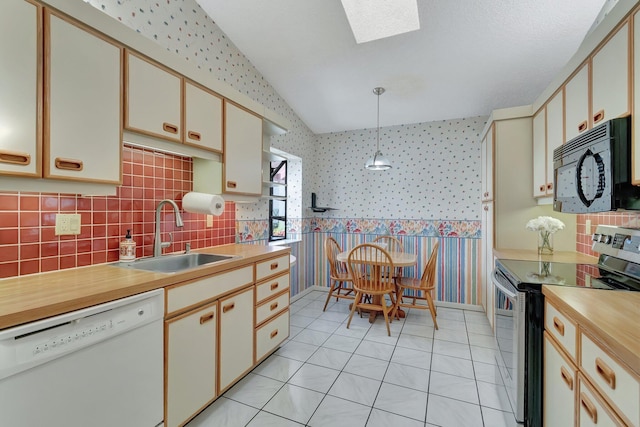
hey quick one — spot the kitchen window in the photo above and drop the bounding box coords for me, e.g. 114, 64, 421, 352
269, 160, 287, 241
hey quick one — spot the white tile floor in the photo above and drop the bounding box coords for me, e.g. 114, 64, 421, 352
186, 291, 519, 427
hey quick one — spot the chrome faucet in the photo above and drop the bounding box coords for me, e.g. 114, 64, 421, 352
154, 199, 184, 257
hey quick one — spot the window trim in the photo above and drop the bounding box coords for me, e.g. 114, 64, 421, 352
268, 160, 287, 242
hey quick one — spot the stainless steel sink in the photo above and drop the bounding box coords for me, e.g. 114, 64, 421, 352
115, 253, 237, 273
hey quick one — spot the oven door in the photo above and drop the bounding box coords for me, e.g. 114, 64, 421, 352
493, 269, 525, 423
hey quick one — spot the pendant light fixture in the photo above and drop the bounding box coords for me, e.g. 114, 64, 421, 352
365, 87, 392, 171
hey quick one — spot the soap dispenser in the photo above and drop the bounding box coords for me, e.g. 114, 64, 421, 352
119, 229, 136, 262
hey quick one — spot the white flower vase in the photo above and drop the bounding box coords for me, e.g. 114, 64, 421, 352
538, 231, 554, 255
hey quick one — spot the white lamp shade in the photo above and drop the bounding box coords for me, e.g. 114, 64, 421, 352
365, 151, 392, 170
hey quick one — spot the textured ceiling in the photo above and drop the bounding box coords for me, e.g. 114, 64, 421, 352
196, 0, 608, 134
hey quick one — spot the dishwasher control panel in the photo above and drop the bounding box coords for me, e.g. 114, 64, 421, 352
0, 289, 163, 381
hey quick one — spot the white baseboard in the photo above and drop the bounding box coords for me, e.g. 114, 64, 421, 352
297, 285, 484, 313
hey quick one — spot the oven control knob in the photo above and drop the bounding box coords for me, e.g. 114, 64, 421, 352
603, 235, 612, 244
598, 234, 608, 243
592, 233, 601, 242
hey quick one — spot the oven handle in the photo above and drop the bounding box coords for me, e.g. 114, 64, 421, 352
492, 273, 518, 300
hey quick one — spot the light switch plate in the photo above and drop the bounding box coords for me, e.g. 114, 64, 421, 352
206, 215, 213, 227
55, 214, 82, 235
586, 219, 592, 235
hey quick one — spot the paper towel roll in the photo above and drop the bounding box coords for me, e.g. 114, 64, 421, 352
182, 192, 225, 216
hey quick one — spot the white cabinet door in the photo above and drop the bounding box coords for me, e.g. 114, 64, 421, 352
591, 21, 630, 127
634, 9, 640, 185
218, 287, 254, 392
532, 108, 546, 197
166, 303, 217, 427
223, 101, 263, 196
481, 201, 494, 325
546, 91, 564, 195
126, 51, 182, 142
565, 64, 590, 142
544, 332, 577, 427
184, 81, 223, 152
481, 125, 494, 202
45, 11, 121, 183
0, 0, 40, 177
578, 374, 624, 427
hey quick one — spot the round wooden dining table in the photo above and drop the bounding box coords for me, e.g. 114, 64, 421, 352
336, 250, 417, 322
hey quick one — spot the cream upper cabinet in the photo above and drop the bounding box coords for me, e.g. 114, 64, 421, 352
532, 108, 546, 197
591, 21, 630, 127
165, 303, 217, 427
125, 51, 182, 142
633, 9, 640, 185
546, 91, 563, 194
480, 125, 494, 202
0, 0, 40, 177
45, 10, 122, 184
184, 80, 223, 152
218, 287, 254, 393
565, 64, 590, 142
223, 101, 263, 196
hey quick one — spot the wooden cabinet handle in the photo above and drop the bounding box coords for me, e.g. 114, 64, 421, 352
553, 316, 565, 336
0, 150, 31, 166
483, 205, 489, 211
580, 392, 598, 424
593, 109, 605, 124
483, 192, 488, 197
578, 121, 588, 132
270, 282, 279, 291
187, 130, 201, 141
547, 183, 553, 190
270, 262, 278, 270
560, 366, 573, 390
55, 157, 83, 171
199, 312, 215, 324
539, 185, 545, 192
227, 181, 237, 189
222, 302, 235, 313
162, 122, 178, 134
270, 302, 278, 311
270, 329, 278, 339
595, 357, 616, 389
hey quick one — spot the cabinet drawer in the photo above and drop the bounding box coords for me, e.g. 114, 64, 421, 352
256, 273, 289, 303
166, 266, 253, 315
545, 301, 577, 361
255, 309, 289, 363
581, 332, 639, 426
256, 291, 289, 326
256, 255, 289, 282
578, 373, 625, 427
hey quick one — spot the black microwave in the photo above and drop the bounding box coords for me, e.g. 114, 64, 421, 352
553, 116, 640, 213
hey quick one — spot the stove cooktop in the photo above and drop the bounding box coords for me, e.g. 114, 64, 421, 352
495, 258, 640, 292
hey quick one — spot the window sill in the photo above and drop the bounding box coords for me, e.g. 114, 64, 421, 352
268, 239, 301, 246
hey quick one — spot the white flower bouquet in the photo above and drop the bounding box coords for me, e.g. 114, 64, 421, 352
526, 216, 565, 255
525, 216, 565, 233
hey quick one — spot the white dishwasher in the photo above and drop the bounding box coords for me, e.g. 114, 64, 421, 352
0, 288, 164, 427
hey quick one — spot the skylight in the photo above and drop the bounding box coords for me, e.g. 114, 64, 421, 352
341, 0, 420, 44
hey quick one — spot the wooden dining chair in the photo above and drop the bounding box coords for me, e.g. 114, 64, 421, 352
323, 237, 355, 311
373, 235, 404, 279
373, 235, 404, 253
395, 241, 440, 329
346, 243, 398, 336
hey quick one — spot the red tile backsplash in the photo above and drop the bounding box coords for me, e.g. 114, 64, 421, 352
0, 145, 236, 279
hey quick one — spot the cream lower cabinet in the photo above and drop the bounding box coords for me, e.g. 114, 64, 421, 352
165, 302, 217, 427
255, 269, 290, 363
544, 332, 577, 427
218, 287, 254, 393
578, 374, 624, 427
0, 0, 40, 177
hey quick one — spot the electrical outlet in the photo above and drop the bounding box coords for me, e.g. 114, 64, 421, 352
206, 215, 213, 227
55, 214, 82, 235
586, 219, 592, 235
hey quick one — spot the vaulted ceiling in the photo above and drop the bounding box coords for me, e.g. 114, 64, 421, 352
196, 0, 609, 134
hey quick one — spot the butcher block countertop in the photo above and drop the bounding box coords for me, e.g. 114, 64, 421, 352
543, 286, 640, 375
0, 244, 290, 330
494, 248, 598, 264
